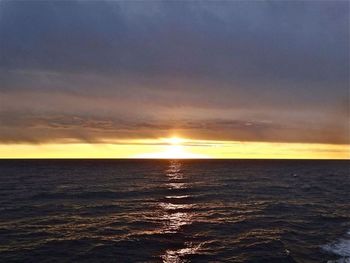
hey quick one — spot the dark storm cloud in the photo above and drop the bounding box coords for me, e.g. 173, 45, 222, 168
0, 0, 348, 144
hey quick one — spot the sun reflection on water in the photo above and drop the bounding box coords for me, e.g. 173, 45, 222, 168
162, 243, 203, 263
166, 161, 183, 178
160, 160, 198, 263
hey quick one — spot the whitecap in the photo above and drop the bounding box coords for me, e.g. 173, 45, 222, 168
322, 229, 350, 263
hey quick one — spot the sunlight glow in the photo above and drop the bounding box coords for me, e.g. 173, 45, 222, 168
0, 137, 348, 159
165, 136, 185, 145
135, 137, 207, 159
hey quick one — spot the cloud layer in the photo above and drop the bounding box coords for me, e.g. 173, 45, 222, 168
0, 1, 348, 144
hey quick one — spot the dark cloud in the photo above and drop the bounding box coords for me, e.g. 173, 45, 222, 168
1, 1, 347, 81
0, 112, 347, 145
0, 1, 348, 144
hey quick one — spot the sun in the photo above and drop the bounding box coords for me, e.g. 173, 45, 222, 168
134, 136, 207, 159
165, 136, 185, 145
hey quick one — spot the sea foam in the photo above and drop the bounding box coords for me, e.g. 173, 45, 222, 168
323, 230, 350, 263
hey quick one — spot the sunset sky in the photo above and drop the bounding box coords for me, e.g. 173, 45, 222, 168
0, 1, 349, 159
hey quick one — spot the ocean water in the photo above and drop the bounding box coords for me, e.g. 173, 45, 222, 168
0, 160, 349, 263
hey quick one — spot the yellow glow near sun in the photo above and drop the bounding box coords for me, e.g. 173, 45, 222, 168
166, 136, 185, 145
0, 137, 348, 159
135, 145, 206, 159
136, 136, 207, 159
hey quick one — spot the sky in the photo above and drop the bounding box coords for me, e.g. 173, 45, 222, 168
0, 0, 349, 158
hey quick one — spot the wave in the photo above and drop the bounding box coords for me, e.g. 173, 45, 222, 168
322, 230, 350, 263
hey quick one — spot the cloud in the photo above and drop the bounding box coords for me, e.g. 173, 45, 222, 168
0, 112, 348, 145
0, 1, 347, 81
0, 1, 348, 145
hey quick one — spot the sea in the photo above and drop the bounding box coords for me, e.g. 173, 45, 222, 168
0, 159, 349, 263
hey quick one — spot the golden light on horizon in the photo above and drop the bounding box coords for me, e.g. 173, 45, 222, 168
135, 137, 208, 159
166, 136, 185, 145
0, 137, 348, 159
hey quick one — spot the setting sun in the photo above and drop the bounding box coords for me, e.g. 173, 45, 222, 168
135, 137, 208, 159
166, 137, 185, 145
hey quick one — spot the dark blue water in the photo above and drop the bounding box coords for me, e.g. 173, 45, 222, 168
0, 160, 349, 263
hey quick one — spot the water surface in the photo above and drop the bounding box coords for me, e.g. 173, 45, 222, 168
0, 160, 349, 262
